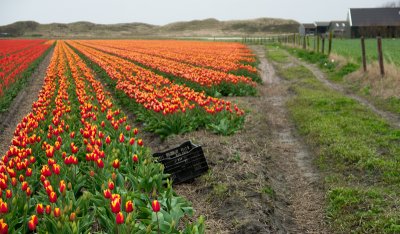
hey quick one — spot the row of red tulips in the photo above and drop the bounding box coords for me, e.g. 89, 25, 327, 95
0, 40, 51, 97
0, 41, 204, 233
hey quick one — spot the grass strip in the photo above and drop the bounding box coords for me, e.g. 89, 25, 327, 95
267, 45, 400, 233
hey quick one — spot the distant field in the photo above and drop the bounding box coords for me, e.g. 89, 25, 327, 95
325, 38, 400, 66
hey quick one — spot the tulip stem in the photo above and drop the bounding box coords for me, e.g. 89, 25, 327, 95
156, 212, 160, 234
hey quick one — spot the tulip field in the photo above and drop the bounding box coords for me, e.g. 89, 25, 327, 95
0, 40, 53, 111
67, 40, 258, 137
0, 39, 259, 233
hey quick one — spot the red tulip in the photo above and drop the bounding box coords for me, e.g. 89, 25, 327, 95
26, 168, 33, 177
112, 159, 120, 169
49, 191, 57, 203
70, 143, 79, 154
19, 174, 24, 182
26, 187, 32, 196
72, 156, 78, 165
103, 189, 112, 199
105, 136, 111, 144
36, 204, 44, 215
129, 138, 135, 145
29, 156, 36, 164
96, 159, 104, 168
47, 158, 56, 165
0, 202, 8, 213
54, 141, 61, 150
108, 181, 115, 190
5, 190, 12, 199
46, 146, 55, 158
132, 154, 139, 163
0, 220, 8, 233
125, 200, 134, 213
21, 181, 28, 191
0, 179, 6, 190
45, 205, 51, 215
59, 180, 66, 194
52, 164, 60, 175
138, 139, 143, 146
111, 199, 121, 214
41, 165, 52, 177
31, 215, 38, 225
28, 219, 36, 231
118, 133, 124, 143
70, 131, 75, 138
152, 200, 160, 212
116, 212, 124, 224
133, 128, 138, 135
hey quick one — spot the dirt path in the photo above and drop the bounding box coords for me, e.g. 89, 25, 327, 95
286, 52, 400, 129
0, 48, 54, 155
252, 45, 328, 233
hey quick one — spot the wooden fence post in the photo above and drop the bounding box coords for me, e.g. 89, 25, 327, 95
321, 35, 325, 54
293, 33, 296, 45
377, 37, 385, 76
361, 36, 367, 72
313, 35, 316, 51
328, 32, 333, 55
317, 35, 320, 53
303, 35, 306, 49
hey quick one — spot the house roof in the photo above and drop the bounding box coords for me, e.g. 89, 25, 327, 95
302, 23, 316, 29
315, 22, 330, 27
349, 8, 400, 27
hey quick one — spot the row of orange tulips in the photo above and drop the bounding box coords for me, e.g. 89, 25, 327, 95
80, 40, 257, 73
68, 40, 244, 116
74, 40, 257, 88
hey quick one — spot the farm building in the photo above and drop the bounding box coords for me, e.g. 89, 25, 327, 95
315, 22, 330, 35
299, 23, 316, 35
328, 21, 350, 38
348, 7, 400, 38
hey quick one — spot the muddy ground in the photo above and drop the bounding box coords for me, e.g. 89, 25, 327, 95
0, 48, 54, 156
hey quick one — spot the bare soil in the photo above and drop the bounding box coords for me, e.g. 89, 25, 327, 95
137, 45, 328, 233
0, 48, 54, 156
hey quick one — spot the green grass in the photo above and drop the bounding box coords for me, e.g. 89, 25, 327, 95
267, 46, 400, 233
265, 45, 289, 63
307, 37, 400, 66
286, 44, 400, 116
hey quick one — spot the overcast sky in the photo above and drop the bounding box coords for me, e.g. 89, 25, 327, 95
0, 0, 390, 26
